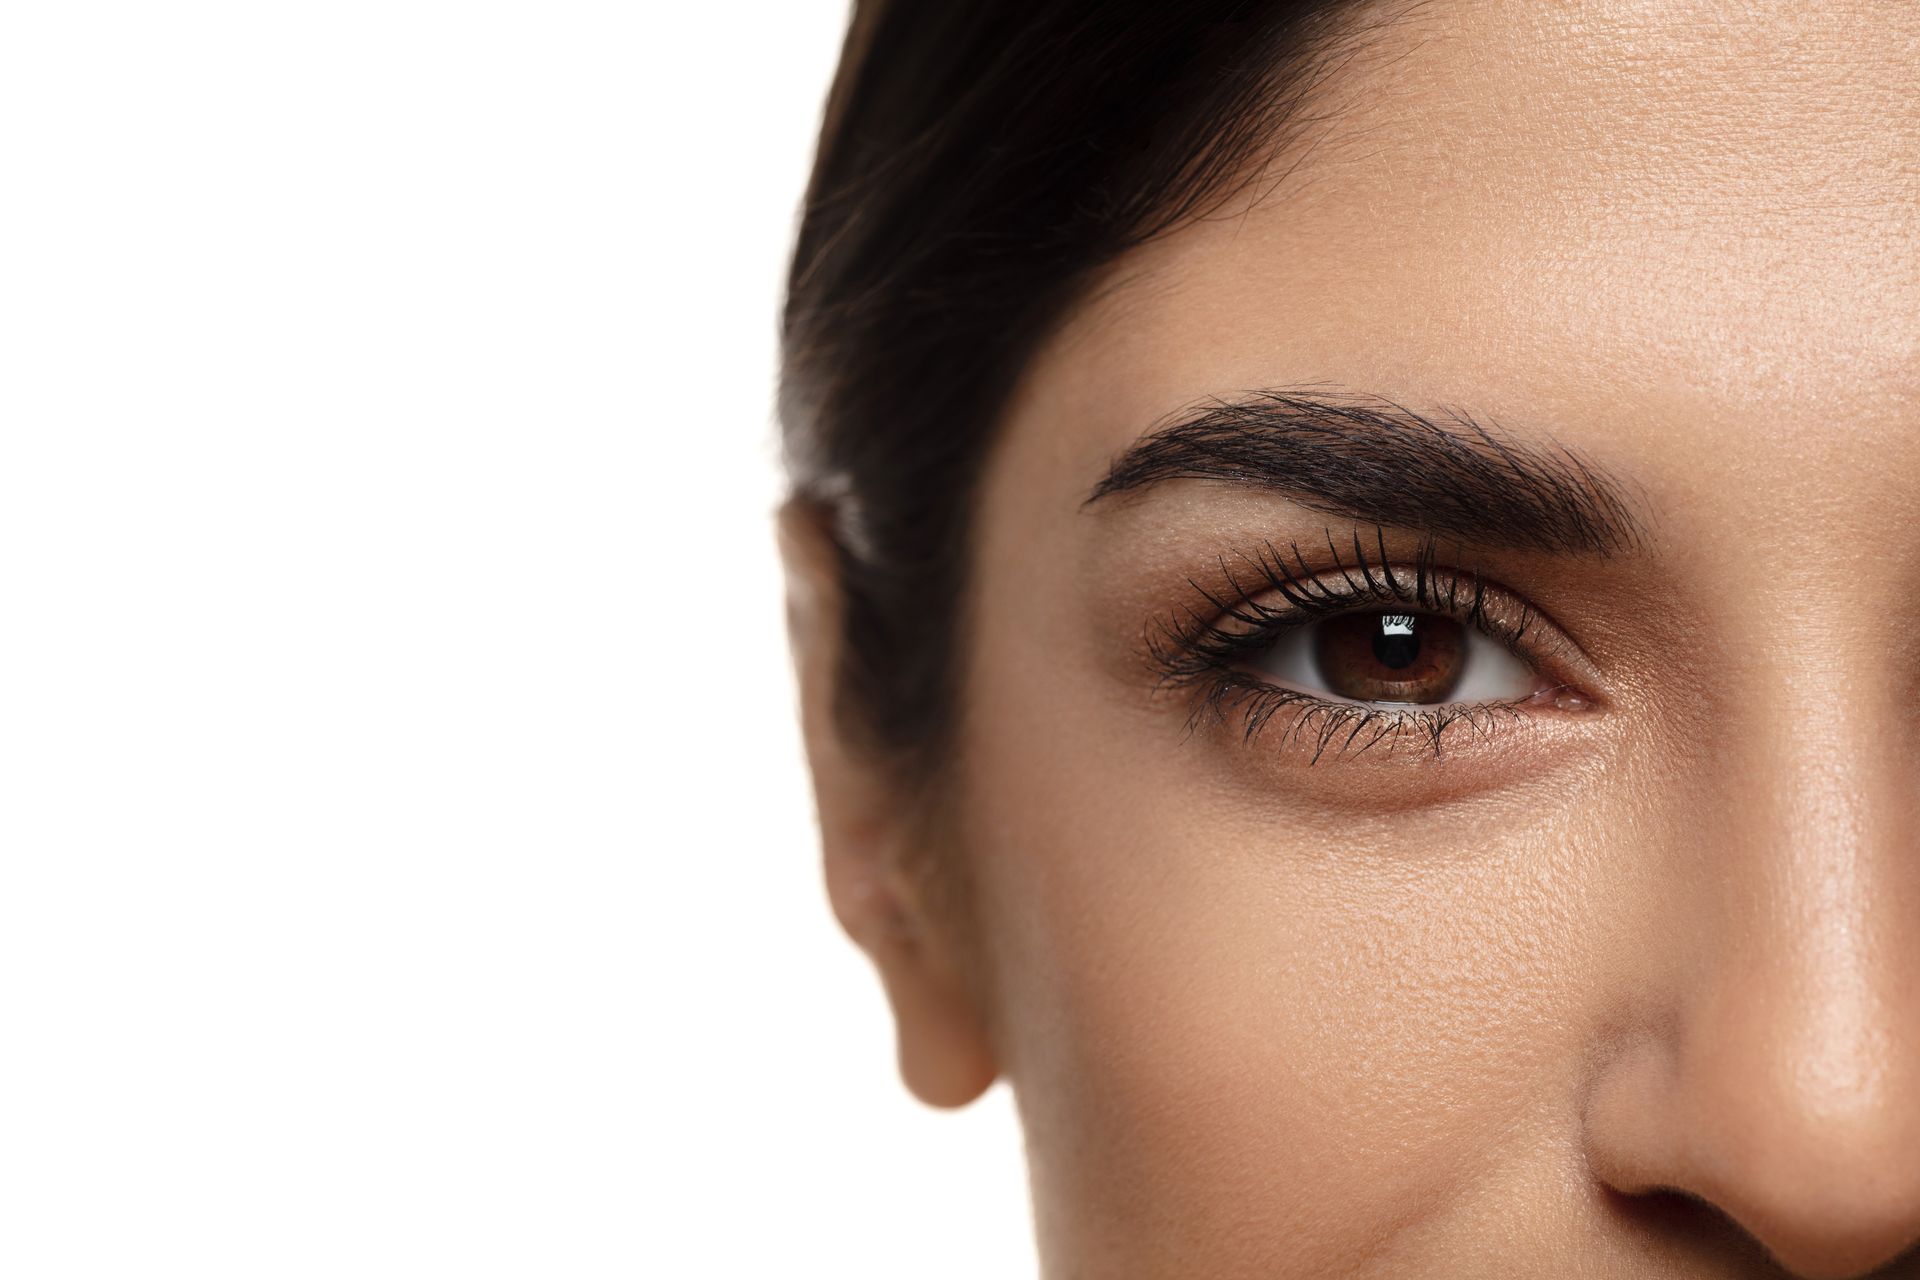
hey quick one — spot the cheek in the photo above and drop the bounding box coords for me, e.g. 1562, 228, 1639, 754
960, 654, 1621, 1274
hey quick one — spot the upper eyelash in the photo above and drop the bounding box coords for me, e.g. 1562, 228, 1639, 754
1145, 527, 1554, 763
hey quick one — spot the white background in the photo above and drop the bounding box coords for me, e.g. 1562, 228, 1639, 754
0, 2, 1035, 1275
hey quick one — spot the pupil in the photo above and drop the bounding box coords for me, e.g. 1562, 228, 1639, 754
1372, 617, 1420, 670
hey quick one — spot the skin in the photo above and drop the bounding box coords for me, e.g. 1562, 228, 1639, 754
784, 0, 1920, 1275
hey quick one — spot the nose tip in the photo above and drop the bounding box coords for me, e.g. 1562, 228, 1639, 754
1710, 1093, 1920, 1279
1588, 1029, 1920, 1279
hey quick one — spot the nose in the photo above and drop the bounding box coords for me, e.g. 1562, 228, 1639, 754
1583, 733, 1920, 1279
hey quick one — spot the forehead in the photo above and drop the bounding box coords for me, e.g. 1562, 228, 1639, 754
1014, 0, 1917, 515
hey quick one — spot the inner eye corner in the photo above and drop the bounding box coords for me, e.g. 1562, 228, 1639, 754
1527, 679, 1601, 715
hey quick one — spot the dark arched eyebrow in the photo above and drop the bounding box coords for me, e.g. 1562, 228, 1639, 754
1085, 390, 1647, 556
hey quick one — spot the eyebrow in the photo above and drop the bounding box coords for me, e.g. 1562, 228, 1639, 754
1085, 389, 1646, 555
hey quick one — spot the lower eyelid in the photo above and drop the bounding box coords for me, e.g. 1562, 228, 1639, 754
1195, 677, 1543, 765
1162, 636, 1608, 771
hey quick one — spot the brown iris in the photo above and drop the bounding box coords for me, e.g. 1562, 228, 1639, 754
1311, 612, 1465, 703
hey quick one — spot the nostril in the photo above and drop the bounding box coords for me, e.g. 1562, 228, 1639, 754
1600, 1183, 1782, 1272
1601, 1183, 1920, 1280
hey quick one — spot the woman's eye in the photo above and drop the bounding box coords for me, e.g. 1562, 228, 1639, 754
1249, 610, 1538, 705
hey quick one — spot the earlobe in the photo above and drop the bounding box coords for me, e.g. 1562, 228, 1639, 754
823, 843, 999, 1108
778, 500, 998, 1109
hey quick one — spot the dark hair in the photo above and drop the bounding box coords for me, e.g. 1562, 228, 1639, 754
780, 0, 1381, 779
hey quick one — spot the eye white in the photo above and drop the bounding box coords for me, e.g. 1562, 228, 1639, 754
1251, 617, 1538, 706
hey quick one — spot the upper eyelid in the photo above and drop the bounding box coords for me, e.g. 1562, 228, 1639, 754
1203, 552, 1513, 649
1215, 569, 1561, 677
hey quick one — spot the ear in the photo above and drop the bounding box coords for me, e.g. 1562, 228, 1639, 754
778, 500, 998, 1108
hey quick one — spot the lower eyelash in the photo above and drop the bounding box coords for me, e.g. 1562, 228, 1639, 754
1184, 673, 1537, 764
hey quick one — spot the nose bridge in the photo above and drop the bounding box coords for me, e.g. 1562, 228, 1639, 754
1693, 714, 1916, 1133
1688, 582, 1919, 1047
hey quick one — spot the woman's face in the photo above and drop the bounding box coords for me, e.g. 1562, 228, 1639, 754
798, 1, 1920, 1275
